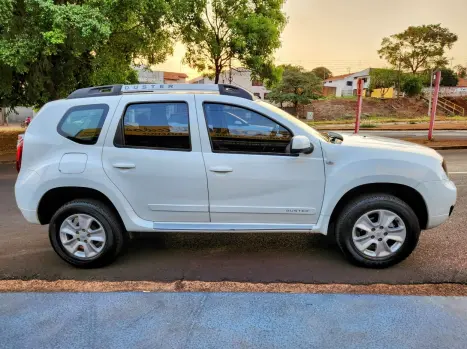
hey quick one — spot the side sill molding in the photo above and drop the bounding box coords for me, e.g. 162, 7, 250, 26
152, 222, 318, 233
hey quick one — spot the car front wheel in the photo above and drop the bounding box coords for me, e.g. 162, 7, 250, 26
335, 194, 420, 268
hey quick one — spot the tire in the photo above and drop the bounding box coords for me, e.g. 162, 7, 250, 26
335, 193, 420, 268
49, 199, 127, 268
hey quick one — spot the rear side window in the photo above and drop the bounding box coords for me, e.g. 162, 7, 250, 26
58, 104, 109, 144
118, 102, 191, 151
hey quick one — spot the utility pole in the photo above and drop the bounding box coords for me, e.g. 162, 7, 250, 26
397, 56, 402, 98
428, 69, 433, 116
428, 70, 441, 141
228, 59, 233, 84
354, 78, 364, 134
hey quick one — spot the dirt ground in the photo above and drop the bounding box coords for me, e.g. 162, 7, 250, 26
1, 280, 467, 296
317, 121, 467, 131
302, 97, 432, 120
401, 138, 467, 148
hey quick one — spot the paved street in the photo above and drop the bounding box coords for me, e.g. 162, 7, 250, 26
1, 292, 467, 349
0, 150, 466, 284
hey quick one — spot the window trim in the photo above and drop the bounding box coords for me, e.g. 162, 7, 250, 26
202, 101, 296, 157
57, 104, 109, 145
113, 101, 192, 152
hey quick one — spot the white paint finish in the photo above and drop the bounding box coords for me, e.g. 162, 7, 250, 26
15, 87, 457, 239
59, 153, 87, 174
101, 94, 210, 223
148, 204, 208, 212
194, 94, 326, 224
210, 206, 316, 214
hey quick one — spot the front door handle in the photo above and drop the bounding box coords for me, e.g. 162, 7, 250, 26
112, 163, 136, 169
209, 166, 233, 173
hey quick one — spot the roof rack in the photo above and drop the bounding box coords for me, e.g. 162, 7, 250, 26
67, 84, 253, 101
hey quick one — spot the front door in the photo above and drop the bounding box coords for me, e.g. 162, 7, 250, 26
195, 95, 326, 225
102, 94, 210, 223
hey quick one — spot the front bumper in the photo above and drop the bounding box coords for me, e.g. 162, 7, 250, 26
416, 179, 457, 229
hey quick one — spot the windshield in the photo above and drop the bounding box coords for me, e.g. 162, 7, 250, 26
257, 100, 329, 142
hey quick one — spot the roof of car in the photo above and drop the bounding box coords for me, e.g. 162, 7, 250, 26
67, 84, 254, 101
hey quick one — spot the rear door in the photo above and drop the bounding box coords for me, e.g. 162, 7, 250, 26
102, 94, 210, 223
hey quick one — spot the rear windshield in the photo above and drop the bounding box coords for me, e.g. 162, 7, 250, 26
57, 104, 109, 144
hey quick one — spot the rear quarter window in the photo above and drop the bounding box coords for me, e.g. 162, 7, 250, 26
57, 104, 109, 144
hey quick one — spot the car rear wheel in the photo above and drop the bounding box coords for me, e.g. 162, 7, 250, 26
49, 199, 126, 268
335, 194, 420, 268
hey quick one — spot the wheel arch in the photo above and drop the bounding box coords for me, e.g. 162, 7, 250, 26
327, 183, 428, 236
37, 186, 124, 227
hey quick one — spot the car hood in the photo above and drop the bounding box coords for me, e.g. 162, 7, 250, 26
341, 134, 442, 160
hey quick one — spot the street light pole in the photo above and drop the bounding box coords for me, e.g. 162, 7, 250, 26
428, 69, 433, 116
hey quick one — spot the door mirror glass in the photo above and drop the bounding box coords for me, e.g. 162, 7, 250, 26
290, 135, 313, 155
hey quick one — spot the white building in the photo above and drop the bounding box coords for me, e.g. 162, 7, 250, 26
189, 68, 270, 100
135, 66, 188, 84
323, 68, 371, 97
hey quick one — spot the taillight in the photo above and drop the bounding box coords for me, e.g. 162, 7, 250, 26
16, 134, 24, 173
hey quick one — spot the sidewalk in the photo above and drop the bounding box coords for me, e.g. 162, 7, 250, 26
1, 292, 466, 349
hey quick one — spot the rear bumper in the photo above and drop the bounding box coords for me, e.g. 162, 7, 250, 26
15, 169, 41, 224
18, 208, 40, 224
416, 179, 457, 229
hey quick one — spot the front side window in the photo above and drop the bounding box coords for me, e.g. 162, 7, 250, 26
121, 102, 190, 150
203, 103, 292, 155
58, 104, 109, 144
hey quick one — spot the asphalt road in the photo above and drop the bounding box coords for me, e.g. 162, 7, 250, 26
0, 149, 466, 284
340, 130, 467, 139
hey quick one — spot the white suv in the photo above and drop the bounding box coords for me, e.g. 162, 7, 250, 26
15, 84, 457, 268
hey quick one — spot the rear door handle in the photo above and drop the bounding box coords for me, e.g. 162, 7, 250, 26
209, 166, 233, 173
112, 163, 136, 169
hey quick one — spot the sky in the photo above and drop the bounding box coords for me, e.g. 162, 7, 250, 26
155, 0, 467, 79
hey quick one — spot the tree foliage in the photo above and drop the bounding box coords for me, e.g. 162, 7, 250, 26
267, 65, 322, 109
439, 68, 458, 87
311, 66, 332, 80
0, 0, 173, 108
369, 68, 398, 98
169, 0, 286, 84
454, 64, 467, 78
401, 75, 423, 97
378, 24, 458, 73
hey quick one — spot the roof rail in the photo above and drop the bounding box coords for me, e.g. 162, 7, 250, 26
67, 84, 253, 100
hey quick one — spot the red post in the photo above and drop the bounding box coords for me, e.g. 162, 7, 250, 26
428, 70, 441, 141
354, 78, 364, 133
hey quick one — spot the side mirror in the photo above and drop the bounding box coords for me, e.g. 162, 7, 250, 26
290, 135, 314, 155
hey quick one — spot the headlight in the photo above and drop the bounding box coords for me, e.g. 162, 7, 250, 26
442, 158, 448, 175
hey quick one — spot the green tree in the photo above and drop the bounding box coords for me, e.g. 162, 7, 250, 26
439, 68, 458, 86
0, 0, 173, 109
311, 66, 332, 80
454, 64, 467, 78
267, 65, 322, 110
369, 68, 398, 98
401, 75, 423, 97
169, 0, 287, 84
378, 24, 458, 74
88, 0, 173, 86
